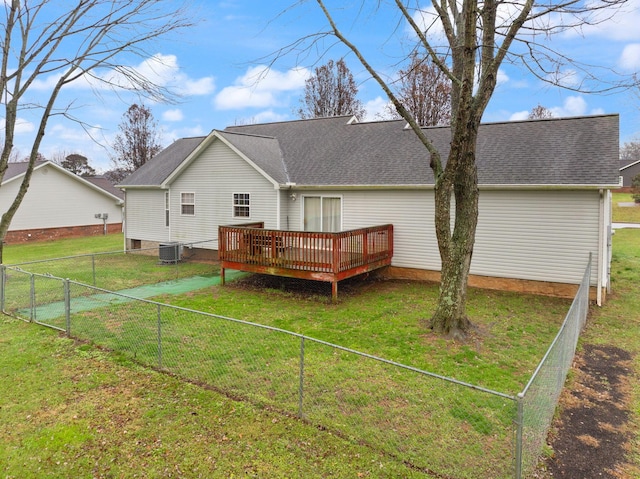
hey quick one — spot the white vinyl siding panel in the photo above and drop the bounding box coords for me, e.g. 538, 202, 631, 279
124, 189, 170, 242
169, 140, 278, 248
0, 165, 122, 231
339, 189, 438, 270
472, 190, 600, 285
288, 188, 600, 286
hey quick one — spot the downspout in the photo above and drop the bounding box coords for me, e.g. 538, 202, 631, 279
122, 190, 127, 251
606, 190, 613, 295
276, 185, 281, 230
597, 189, 604, 306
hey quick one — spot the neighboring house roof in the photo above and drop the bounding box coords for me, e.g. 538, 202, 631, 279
620, 159, 640, 171
2, 161, 124, 204
85, 176, 125, 200
118, 136, 206, 187
2, 160, 47, 181
119, 114, 620, 189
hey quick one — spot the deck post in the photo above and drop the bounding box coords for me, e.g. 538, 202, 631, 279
220, 267, 225, 286
331, 281, 338, 303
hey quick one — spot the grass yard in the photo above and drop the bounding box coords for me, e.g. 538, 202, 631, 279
1, 229, 639, 477
3, 233, 218, 291
0, 320, 425, 478
156, 277, 568, 394
613, 192, 640, 223
2, 233, 125, 263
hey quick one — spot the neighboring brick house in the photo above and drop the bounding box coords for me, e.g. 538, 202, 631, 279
1, 161, 124, 244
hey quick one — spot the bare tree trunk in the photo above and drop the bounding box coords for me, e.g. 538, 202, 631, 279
430, 120, 479, 338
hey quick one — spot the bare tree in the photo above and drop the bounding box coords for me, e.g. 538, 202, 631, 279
293, 0, 632, 338
0, 1, 192, 261
297, 58, 366, 119
528, 104, 555, 120
110, 104, 163, 177
620, 141, 640, 163
0, 138, 21, 163
390, 52, 451, 126
61, 154, 97, 177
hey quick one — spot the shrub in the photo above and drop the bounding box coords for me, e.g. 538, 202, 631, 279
633, 173, 640, 203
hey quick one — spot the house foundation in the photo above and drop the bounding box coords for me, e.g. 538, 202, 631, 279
382, 266, 605, 302
4, 223, 122, 245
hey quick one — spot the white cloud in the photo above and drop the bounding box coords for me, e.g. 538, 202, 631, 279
182, 77, 216, 96
214, 66, 309, 110
497, 68, 510, 85
619, 43, 640, 71
1, 117, 36, 135
163, 109, 184, 122
561, 0, 640, 41
506, 96, 603, 123
549, 96, 595, 117
15, 118, 35, 134
31, 53, 215, 98
509, 110, 530, 121
410, 6, 445, 39
163, 125, 208, 144
250, 110, 290, 124
545, 69, 581, 89
363, 96, 392, 121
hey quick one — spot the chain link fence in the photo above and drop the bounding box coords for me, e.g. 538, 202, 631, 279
6, 240, 217, 290
1, 249, 593, 478
515, 255, 592, 477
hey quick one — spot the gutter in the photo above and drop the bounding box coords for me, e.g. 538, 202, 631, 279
278, 183, 621, 191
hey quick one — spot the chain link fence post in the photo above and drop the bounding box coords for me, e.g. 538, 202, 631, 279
64, 278, 71, 336
298, 336, 305, 418
1, 265, 5, 314
92, 254, 96, 286
157, 303, 163, 369
515, 393, 524, 479
30, 273, 35, 322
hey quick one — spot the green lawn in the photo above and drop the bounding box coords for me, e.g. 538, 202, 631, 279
613, 192, 640, 223
3, 233, 218, 290
2, 233, 125, 263
1, 230, 639, 478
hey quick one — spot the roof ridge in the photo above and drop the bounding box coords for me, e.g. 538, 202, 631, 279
225, 114, 355, 129
220, 130, 277, 140
478, 112, 618, 128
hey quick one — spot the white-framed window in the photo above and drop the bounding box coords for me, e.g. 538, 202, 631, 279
303, 196, 341, 232
165, 191, 170, 227
233, 193, 250, 218
181, 192, 195, 216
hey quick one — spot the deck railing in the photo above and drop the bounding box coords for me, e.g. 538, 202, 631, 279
218, 223, 393, 300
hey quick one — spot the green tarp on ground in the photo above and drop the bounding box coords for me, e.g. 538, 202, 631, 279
20, 270, 246, 322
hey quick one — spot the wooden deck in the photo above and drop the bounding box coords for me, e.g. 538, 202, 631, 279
218, 223, 394, 301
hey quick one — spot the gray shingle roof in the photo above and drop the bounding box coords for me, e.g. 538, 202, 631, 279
85, 176, 125, 200
2, 160, 47, 182
225, 114, 620, 186
118, 136, 206, 186
119, 114, 620, 188
217, 131, 288, 184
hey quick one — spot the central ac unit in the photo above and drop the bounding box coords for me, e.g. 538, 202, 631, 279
159, 242, 182, 263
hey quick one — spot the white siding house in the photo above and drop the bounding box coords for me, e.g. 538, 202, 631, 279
119, 114, 619, 303
2, 161, 123, 244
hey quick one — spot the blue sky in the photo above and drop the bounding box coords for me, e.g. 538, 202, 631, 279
10, 0, 640, 173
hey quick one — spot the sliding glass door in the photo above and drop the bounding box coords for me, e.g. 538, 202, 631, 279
303, 196, 341, 232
